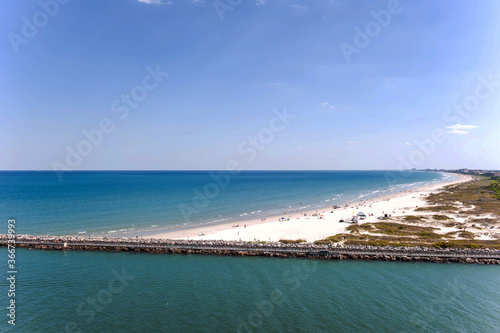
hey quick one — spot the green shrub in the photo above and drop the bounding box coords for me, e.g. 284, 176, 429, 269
279, 239, 306, 244
404, 215, 427, 221
432, 215, 452, 220
417, 231, 442, 239
433, 241, 455, 248
458, 231, 475, 239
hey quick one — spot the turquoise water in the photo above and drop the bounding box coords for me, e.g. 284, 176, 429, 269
0, 248, 498, 332
1, 172, 498, 333
0, 171, 450, 237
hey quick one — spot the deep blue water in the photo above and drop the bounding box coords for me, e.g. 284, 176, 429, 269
0, 171, 451, 236
0, 249, 498, 333
2, 171, 499, 333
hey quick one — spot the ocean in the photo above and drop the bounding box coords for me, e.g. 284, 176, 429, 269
0, 170, 452, 237
1, 171, 499, 333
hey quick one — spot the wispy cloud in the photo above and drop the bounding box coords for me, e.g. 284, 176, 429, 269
321, 102, 336, 110
289, 4, 308, 15
446, 124, 478, 130
137, 0, 172, 5
445, 124, 478, 135
346, 141, 362, 148
385, 79, 396, 89
405, 142, 413, 146
256, 0, 266, 6
447, 129, 469, 135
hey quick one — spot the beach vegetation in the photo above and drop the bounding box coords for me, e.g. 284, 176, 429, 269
472, 218, 498, 228
362, 222, 439, 236
432, 215, 452, 220
346, 224, 372, 233
433, 241, 455, 248
485, 176, 500, 199
432, 240, 500, 249
279, 239, 306, 244
424, 178, 500, 215
403, 215, 427, 221
316, 233, 500, 249
415, 205, 457, 212
316, 178, 500, 249
417, 231, 442, 239
346, 225, 360, 233
458, 231, 475, 239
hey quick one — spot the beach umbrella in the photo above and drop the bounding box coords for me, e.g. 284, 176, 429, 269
281, 217, 285, 220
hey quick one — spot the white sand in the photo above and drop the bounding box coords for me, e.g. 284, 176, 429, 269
150, 174, 474, 242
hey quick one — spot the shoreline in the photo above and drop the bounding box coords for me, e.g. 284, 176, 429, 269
105, 171, 453, 240
149, 173, 472, 242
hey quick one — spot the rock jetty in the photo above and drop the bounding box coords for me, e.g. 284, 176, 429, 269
1, 234, 499, 264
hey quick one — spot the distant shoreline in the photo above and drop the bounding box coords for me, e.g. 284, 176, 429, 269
147, 172, 469, 242
103, 170, 453, 239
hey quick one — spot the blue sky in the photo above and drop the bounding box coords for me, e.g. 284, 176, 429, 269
1, 0, 499, 170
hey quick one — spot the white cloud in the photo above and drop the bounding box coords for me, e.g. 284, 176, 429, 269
446, 124, 478, 130
321, 102, 336, 110
256, 0, 266, 6
405, 142, 413, 146
137, 0, 172, 4
447, 129, 469, 135
289, 4, 308, 14
346, 141, 362, 148
445, 124, 478, 135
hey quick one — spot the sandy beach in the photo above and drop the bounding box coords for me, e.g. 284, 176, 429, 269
150, 173, 474, 242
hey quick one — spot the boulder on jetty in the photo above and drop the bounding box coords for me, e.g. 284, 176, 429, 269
1, 234, 499, 264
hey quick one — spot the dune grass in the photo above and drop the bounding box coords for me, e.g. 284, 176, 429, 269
314, 176, 500, 249
279, 239, 306, 244
432, 214, 452, 220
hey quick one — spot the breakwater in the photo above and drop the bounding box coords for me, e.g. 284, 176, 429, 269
2, 234, 500, 264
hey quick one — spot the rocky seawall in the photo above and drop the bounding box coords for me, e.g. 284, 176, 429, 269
2, 235, 500, 264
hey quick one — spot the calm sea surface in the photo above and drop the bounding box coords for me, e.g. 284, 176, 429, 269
0, 171, 451, 236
